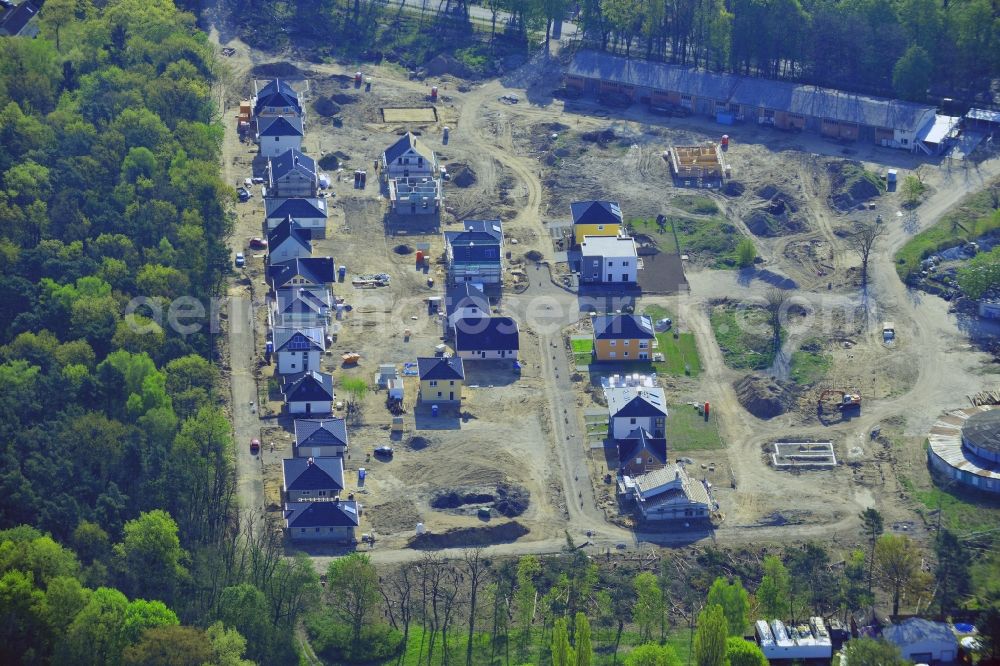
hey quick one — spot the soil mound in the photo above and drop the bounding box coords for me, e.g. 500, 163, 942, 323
734, 374, 796, 419
430, 482, 529, 517
828, 161, 882, 211
524, 250, 543, 262
252, 62, 303, 78
581, 128, 617, 144
746, 210, 804, 237
409, 521, 529, 549
406, 435, 431, 450
393, 244, 414, 255
318, 152, 348, 170
314, 97, 341, 117
424, 54, 469, 78
330, 93, 358, 105
723, 181, 746, 197
447, 162, 477, 188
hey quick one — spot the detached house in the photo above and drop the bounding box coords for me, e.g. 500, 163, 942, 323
624, 465, 711, 521
381, 132, 439, 180
592, 314, 656, 361
572, 200, 623, 245
272, 326, 325, 375
256, 115, 304, 158
269, 257, 335, 290
285, 499, 359, 542
283, 370, 334, 415
267, 216, 312, 264
606, 386, 667, 440
294, 417, 349, 457
266, 149, 319, 198
282, 456, 345, 502
617, 428, 667, 476
444, 220, 503, 290
445, 283, 491, 333
0, 1, 39, 37
253, 79, 303, 119
417, 356, 464, 404
454, 317, 519, 361
389, 176, 442, 216
265, 197, 328, 238
274, 287, 332, 329
580, 235, 638, 284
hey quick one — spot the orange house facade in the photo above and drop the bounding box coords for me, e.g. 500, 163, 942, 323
592, 314, 656, 362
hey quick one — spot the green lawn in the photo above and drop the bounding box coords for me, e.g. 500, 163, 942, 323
629, 216, 742, 268
709, 305, 780, 370
643, 306, 702, 377
894, 183, 1000, 279
672, 195, 719, 216
907, 481, 1000, 534
790, 339, 831, 385
666, 402, 725, 451
572, 336, 594, 365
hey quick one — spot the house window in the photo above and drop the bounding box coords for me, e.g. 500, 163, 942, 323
901, 138, 908, 145
429, 380, 438, 387
449, 380, 455, 386
639, 341, 648, 348
299, 528, 306, 533
319, 491, 326, 496
623, 340, 630, 346
301, 491, 309, 495
275, 137, 279, 142
630, 417, 636, 425
609, 340, 616, 347
609, 352, 616, 359
437, 391, 442, 398
607, 261, 614, 266
624, 352, 629, 357
597, 225, 604, 231
315, 528, 320, 532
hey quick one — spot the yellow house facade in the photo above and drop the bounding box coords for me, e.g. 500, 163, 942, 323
571, 200, 624, 245
417, 356, 465, 403
592, 314, 656, 361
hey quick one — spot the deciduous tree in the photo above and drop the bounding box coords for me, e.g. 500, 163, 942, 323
693, 604, 728, 666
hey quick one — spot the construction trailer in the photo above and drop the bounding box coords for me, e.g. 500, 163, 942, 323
755, 618, 832, 662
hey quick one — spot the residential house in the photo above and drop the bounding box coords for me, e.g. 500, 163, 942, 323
444, 220, 503, 289
445, 283, 491, 333
266, 149, 319, 198
272, 326, 325, 375
282, 456, 345, 502
256, 115, 304, 158
454, 317, 519, 360
274, 287, 332, 329
617, 428, 667, 476
417, 356, 464, 404
282, 370, 334, 415
381, 132, 439, 180
606, 386, 667, 440
882, 619, 958, 663
580, 235, 638, 284
592, 314, 656, 361
565, 51, 938, 153
267, 216, 312, 264
265, 197, 328, 238
269, 257, 335, 291
294, 417, 349, 457
388, 176, 442, 216
571, 200, 623, 245
625, 465, 711, 521
284, 499, 359, 542
253, 79, 303, 119
0, 1, 38, 37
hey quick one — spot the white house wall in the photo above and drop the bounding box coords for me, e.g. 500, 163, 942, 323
457, 349, 517, 360
288, 400, 332, 415
276, 349, 322, 375
260, 134, 303, 158
612, 415, 658, 440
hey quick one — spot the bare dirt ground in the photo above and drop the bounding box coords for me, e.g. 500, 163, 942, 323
212, 27, 1000, 565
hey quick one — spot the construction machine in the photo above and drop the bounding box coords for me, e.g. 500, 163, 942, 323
818, 388, 861, 419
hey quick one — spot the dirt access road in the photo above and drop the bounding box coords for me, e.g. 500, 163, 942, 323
211, 26, 1000, 563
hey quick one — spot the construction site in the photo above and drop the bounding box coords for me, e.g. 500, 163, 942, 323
214, 31, 1000, 562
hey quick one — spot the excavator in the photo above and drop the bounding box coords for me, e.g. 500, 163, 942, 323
817, 388, 861, 418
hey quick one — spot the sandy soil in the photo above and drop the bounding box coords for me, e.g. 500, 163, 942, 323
212, 27, 1000, 564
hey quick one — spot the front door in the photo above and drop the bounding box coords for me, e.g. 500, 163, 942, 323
305, 403, 311, 415
481, 351, 486, 358
449, 391, 454, 401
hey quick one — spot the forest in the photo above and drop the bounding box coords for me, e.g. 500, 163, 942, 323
220, 0, 1000, 102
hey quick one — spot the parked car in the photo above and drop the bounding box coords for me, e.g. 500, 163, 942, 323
499, 94, 519, 104
250, 438, 260, 454
655, 318, 672, 331
235, 252, 245, 268
236, 187, 251, 202
374, 446, 394, 457
248, 237, 267, 250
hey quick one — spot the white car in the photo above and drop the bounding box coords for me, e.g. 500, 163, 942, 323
234, 252, 245, 268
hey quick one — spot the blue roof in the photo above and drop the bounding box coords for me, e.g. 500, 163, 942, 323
417, 356, 465, 380
618, 429, 667, 466
592, 314, 654, 340
445, 229, 502, 264
454, 317, 519, 352
265, 197, 327, 221
882, 618, 956, 648
254, 79, 302, 115
270, 257, 336, 289
267, 215, 312, 250
283, 457, 344, 492
269, 149, 316, 182
273, 327, 324, 352
283, 370, 334, 401
258, 115, 304, 137
571, 200, 623, 226
445, 283, 489, 317
294, 418, 349, 449
285, 500, 359, 528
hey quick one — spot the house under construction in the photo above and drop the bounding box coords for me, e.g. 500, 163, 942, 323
667, 144, 729, 188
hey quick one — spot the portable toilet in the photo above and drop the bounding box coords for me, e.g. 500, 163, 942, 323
721, 134, 730, 148
338, 265, 347, 281
431, 86, 438, 101
358, 467, 366, 484
415, 250, 424, 265
431, 404, 439, 418
354, 71, 362, 85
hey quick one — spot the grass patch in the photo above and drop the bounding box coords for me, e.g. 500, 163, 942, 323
911, 485, 1000, 534
673, 195, 720, 215
644, 304, 670, 321
790, 338, 831, 385
894, 183, 1000, 278
630, 216, 742, 268
666, 402, 725, 451
840, 162, 887, 194
572, 336, 594, 365
709, 305, 781, 370
654, 331, 701, 377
